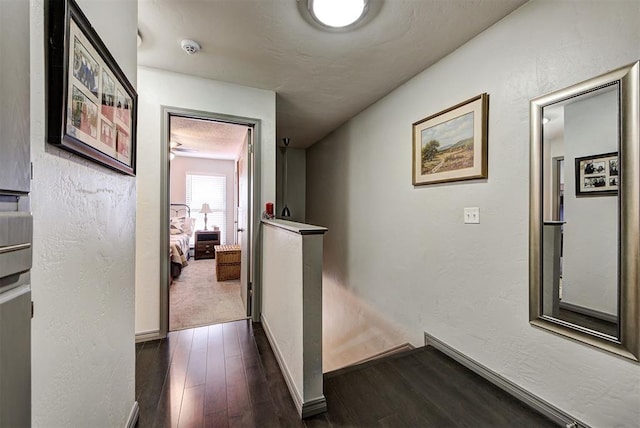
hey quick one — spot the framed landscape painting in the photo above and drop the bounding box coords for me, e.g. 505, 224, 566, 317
575, 152, 618, 196
412, 94, 488, 186
46, 0, 137, 176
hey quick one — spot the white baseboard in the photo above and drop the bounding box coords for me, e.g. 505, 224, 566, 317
424, 332, 588, 428
352, 343, 415, 366
125, 401, 139, 428
261, 315, 326, 418
135, 329, 161, 343
559, 301, 617, 324
300, 396, 328, 419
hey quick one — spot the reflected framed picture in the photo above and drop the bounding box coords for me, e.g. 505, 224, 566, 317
575, 152, 618, 196
46, 0, 137, 176
412, 93, 489, 186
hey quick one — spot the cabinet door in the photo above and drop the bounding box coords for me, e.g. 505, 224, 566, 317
0, 287, 31, 427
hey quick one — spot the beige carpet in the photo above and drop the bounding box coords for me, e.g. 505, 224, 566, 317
170, 259, 246, 331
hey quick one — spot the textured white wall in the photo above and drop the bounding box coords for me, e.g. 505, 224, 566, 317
562, 90, 618, 315
30, 0, 137, 426
306, 1, 640, 426
135, 67, 275, 334
169, 157, 236, 244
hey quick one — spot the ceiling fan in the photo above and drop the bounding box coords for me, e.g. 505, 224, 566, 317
169, 141, 197, 160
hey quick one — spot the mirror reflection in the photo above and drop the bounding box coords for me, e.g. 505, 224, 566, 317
531, 61, 639, 361
541, 84, 619, 339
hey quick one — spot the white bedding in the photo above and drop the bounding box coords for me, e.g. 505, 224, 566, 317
170, 233, 190, 265
169, 216, 195, 276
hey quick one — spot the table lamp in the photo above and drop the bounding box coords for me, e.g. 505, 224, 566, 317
200, 203, 213, 230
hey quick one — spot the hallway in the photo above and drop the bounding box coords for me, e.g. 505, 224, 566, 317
135, 320, 307, 427
135, 320, 555, 427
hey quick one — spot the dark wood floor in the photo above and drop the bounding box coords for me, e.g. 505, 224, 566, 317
136, 320, 556, 427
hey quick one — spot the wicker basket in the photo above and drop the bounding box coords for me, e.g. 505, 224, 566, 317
216, 263, 241, 281
215, 245, 241, 281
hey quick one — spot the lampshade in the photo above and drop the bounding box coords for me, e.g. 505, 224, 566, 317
200, 203, 213, 214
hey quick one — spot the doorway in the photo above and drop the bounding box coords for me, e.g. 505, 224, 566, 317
159, 106, 260, 337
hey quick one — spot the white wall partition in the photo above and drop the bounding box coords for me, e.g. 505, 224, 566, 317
306, 1, 640, 426
30, 0, 138, 425
261, 220, 327, 418
135, 67, 275, 335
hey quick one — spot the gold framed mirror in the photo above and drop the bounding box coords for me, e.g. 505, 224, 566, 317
530, 61, 639, 361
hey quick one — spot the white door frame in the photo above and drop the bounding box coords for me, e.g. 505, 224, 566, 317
158, 106, 262, 339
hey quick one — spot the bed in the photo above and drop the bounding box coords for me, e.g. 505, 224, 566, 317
170, 204, 196, 279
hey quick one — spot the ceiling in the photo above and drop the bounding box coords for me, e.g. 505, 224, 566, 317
170, 116, 248, 160
139, 0, 528, 150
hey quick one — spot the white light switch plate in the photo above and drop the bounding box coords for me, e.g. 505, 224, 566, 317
464, 207, 480, 224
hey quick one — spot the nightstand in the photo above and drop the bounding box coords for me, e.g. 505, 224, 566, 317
194, 230, 221, 260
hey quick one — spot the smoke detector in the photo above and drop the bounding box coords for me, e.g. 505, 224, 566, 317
180, 39, 201, 55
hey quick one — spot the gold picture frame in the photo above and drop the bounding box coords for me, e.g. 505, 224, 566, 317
412, 94, 488, 185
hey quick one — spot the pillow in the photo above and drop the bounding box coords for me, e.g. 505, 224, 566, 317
170, 217, 184, 235
170, 224, 183, 235
182, 217, 196, 236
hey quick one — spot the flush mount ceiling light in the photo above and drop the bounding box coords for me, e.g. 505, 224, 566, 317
310, 0, 367, 28
300, 0, 378, 31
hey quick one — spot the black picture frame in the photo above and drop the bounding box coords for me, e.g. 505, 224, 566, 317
574, 152, 618, 197
45, 0, 137, 176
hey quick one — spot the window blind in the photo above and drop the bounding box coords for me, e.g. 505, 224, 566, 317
186, 173, 227, 244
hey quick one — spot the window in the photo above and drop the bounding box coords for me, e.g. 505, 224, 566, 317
186, 173, 227, 244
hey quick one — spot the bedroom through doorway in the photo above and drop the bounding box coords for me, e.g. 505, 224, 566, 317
166, 111, 253, 331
